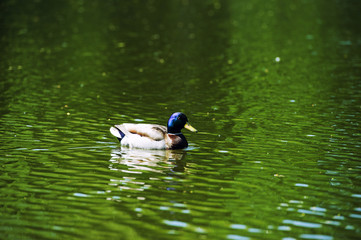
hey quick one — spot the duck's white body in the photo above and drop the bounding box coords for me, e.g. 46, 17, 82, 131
110, 124, 168, 149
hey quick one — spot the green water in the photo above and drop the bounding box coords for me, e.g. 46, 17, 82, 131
1, 0, 361, 239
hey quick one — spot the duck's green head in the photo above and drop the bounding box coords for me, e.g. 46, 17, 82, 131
167, 112, 197, 134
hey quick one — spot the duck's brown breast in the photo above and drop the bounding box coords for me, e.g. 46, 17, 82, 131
166, 134, 188, 149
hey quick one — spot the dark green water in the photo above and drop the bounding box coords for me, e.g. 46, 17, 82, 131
1, 0, 361, 239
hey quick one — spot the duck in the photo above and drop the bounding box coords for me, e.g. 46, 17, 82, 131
110, 112, 197, 149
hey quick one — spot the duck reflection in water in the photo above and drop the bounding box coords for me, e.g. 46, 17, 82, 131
107, 148, 190, 207
109, 148, 187, 174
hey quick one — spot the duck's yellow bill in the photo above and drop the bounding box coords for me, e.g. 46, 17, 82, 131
184, 122, 198, 132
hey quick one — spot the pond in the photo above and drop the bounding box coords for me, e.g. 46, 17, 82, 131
1, 0, 360, 239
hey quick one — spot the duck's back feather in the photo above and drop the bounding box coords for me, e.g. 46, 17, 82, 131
115, 124, 167, 141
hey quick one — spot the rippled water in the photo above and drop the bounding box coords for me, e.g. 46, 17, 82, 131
1, 0, 361, 239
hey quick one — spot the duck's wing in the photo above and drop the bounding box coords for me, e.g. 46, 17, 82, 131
115, 123, 167, 141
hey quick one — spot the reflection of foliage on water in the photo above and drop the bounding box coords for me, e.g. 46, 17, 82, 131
205, 0, 361, 161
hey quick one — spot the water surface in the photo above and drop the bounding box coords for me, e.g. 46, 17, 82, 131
1, 0, 361, 239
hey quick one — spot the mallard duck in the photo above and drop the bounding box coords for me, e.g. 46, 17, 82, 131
110, 112, 197, 149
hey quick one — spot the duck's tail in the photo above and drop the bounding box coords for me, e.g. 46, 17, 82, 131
110, 126, 125, 142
